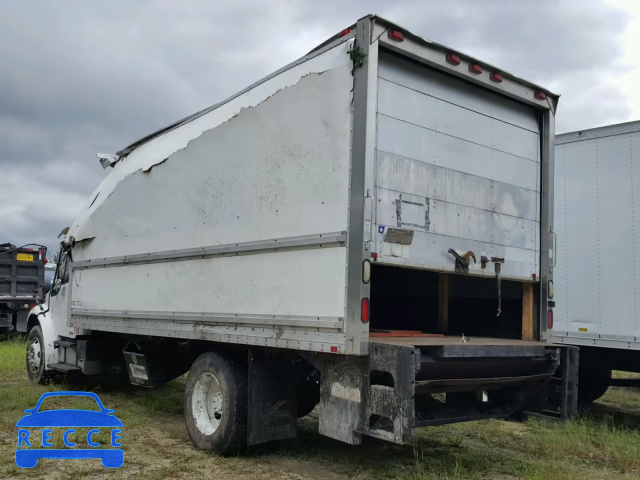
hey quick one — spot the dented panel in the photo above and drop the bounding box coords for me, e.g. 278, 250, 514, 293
374, 52, 541, 280
376, 152, 539, 221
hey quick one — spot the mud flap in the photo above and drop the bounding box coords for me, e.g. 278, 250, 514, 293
123, 340, 190, 387
314, 344, 417, 445
537, 345, 579, 419
362, 342, 416, 444
247, 350, 297, 446
317, 356, 368, 445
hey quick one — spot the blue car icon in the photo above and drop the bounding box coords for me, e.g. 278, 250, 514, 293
16, 391, 123, 468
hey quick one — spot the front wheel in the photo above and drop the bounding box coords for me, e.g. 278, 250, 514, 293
26, 325, 51, 384
184, 351, 247, 455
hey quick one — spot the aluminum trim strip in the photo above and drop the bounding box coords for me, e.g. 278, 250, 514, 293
556, 120, 640, 145
73, 231, 346, 269
553, 331, 639, 343
71, 309, 344, 330
554, 335, 640, 351
71, 317, 347, 354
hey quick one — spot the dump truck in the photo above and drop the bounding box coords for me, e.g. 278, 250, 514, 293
554, 120, 640, 403
0, 243, 46, 333
25, 15, 577, 453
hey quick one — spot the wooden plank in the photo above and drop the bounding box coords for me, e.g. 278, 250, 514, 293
522, 282, 535, 341
438, 273, 450, 334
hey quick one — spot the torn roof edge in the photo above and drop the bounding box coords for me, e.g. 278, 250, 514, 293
116, 28, 356, 160
116, 14, 557, 161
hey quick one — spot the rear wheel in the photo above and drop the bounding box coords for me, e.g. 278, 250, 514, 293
296, 369, 320, 418
26, 326, 51, 384
579, 362, 611, 404
184, 351, 247, 455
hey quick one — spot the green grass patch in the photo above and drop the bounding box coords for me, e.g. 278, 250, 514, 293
2, 337, 640, 479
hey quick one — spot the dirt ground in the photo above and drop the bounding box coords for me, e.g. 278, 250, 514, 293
2, 337, 640, 480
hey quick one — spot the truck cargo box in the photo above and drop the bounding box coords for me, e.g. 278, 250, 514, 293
0, 244, 46, 332
32, 16, 575, 451
66, 16, 557, 356
554, 120, 640, 402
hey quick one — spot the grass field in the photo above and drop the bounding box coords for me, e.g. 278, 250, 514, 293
2, 337, 640, 479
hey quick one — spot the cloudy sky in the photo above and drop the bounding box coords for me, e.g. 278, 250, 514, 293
1, 0, 639, 256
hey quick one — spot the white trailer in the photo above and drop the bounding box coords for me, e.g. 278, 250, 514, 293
26, 15, 576, 453
554, 120, 640, 402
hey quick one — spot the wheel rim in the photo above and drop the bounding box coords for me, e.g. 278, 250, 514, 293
192, 372, 224, 435
27, 336, 42, 376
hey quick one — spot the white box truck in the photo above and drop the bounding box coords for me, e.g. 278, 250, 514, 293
26, 15, 576, 453
554, 120, 640, 403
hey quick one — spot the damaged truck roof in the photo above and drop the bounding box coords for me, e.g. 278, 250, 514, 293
116, 14, 557, 161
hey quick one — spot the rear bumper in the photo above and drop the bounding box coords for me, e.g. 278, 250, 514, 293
316, 337, 575, 445
370, 337, 559, 442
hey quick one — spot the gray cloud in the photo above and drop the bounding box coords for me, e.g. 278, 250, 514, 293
0, 0, 632, 255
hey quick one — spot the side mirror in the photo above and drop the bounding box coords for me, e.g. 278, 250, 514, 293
52, 279, 62, 295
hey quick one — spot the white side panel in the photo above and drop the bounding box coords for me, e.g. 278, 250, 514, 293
74, 60, 353, 259
374, 52, 541, 280
554, 127, 640, 346
554, 141, 601, 331
70, 39, 354, 244
68, 44, 354, 353
73, 248, 346, 318
597, 136, 635, 337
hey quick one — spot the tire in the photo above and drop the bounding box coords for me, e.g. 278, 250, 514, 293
579, 363, 611, 404
26, 325, 51, 384
296, 369, 320, 418
184, 351, 247, 455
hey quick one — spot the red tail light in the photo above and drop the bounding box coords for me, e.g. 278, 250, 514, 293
469, 64, 482, 74
361, 297, 370, 323
490, 73, 503, 83
388, 30, 404, 42
339, 28, 351, 37
534, 91, 547, 100
446, 53, 461, 66
548, 309, 554, 329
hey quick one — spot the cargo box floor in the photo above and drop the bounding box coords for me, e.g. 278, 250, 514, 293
370, 335, 549, 359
